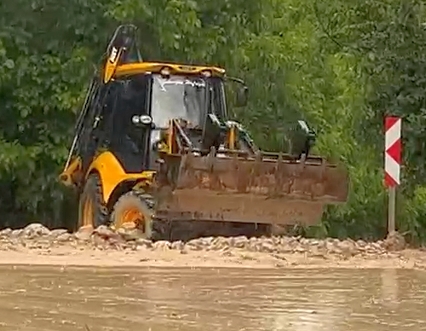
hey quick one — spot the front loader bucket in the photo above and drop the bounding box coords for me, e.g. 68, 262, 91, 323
155, 150, 349, 226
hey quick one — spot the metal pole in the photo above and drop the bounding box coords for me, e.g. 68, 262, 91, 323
388, 186, 396, 234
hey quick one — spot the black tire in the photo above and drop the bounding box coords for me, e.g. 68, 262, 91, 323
109, 191, 153, 239
77, 173, 108, 229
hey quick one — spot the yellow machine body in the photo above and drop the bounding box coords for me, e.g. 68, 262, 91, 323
59, 24, 349, 236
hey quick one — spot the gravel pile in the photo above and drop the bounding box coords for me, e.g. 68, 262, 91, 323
0, 223, 406, 257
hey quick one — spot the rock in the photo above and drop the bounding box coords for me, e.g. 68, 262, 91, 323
210, 237, 229, 251
272, 236, 281, 245
171, 241, 184, 250
278, 243, 292, 253
126, 242, 137, 251
246, 241, 258, 252
331, 247, 343, 255
227, 237, 236, 247
325, 240, 346, 255
93, 225, 115, 239
92, 235, 107, 249
152, 240, 171, 251
56, 233, 72, 242
279, 236, 291, 245
117, 228, 146, 241
108, 235, 126, 247
22, 223, 50, 239
383, 231, 406, 251
201, 237, 215, 248
92, 226, 123, 247
356, 240, 367, 248
33, 239, 51, 249
325, 241, 335, 252
308, 246, 326, 258
49, 229, 68, 239
293, 245, 306, 253
245, 237, 260, 251
136, 238, 153, 248
0, 228, 12, 237
133, 244, 146, 251
185, 242, 201, 251
186, 239, 204, 251
74, 226, 93, 241
232, 236, 248, 249
201, 237, 214, 246
337, 240, 357, 256
10, 229, 22, 239
317, 240, 326, 249
260, 241, 275, 253
258, 238, 276, 253
364, 244, 379, 254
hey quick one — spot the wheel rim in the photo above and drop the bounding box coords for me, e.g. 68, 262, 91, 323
114, 207, 146, 231
82, 197, 94, 227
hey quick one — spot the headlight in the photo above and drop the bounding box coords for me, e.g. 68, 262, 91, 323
132, 115, 140, 124
132, 115, 152, 126
139, 115, 152, 125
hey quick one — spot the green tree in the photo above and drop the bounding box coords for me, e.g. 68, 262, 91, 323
0, 0, 425, 242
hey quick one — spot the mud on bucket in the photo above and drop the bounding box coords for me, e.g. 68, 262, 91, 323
155, 151, 349, 226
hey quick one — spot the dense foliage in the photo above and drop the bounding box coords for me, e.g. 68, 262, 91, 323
1, 0, 426, 241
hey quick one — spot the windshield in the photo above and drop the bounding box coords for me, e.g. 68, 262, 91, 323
151, 74, 206, 128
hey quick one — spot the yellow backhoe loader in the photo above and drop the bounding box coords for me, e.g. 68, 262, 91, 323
59, 24, 349, 240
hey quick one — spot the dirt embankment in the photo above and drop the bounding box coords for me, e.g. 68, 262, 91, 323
0, 223, 425, 270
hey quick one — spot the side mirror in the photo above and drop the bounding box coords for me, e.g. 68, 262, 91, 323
235, 86, 248, 107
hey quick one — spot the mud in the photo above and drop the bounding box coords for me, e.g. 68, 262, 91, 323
160, 149, 349, 226
1, 266, 426, 330
0, 223, 423, 270
1, 224, 426, 330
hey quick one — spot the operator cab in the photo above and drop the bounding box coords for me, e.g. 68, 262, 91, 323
97, 70, 229, 173
148, 72, 227, 168
73, 64, 247, 177
151, 74, 208, 129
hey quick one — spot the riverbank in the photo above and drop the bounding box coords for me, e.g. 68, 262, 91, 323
0, 223, 425, 270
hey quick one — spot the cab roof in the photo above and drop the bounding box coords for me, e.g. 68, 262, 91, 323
114, 62, 226, 78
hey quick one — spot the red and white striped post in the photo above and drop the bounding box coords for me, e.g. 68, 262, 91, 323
384, 116, 402, 234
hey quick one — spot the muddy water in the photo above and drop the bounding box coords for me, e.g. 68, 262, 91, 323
0, 266, 425, 331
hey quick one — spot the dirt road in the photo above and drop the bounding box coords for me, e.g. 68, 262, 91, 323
0, 223, 424, 270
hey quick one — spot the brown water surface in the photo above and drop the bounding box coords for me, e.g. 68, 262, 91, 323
0, 266, 425, 331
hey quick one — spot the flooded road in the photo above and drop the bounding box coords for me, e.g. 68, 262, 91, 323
0, 266, 425, 331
